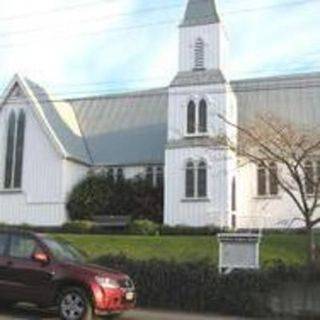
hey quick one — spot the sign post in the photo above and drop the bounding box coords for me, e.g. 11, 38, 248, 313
218, 233, 261, 273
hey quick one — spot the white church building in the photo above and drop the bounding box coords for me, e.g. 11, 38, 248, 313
0, 0, 319, 229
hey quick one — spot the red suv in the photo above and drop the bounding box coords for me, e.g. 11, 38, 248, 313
0, 228, 136, 320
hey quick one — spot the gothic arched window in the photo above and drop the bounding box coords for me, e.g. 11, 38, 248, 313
187, 101, 196, 134
197, 161, 207, 197
4, 111, 16, 189
156, 166, 163, 186
194, 38, 205, 70
107, 168, 114, 181
305, 160, 314, 195
146, 166, 153, 185
4, 109, 26, 189
269, 162, 278, 196
198, 99, 207, 133
13, 110, 26, 188
232, 177, 236, 211
185, 161, 195, 198
257, 164, 267, 196
116, 168, 124, 181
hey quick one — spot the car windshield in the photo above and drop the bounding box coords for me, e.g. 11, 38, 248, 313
42, 236, 86, 263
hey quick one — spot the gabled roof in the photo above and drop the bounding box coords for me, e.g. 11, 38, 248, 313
0, 76, 168, 166
181, 0, 220, 27
25, 79, 92, 164
171, 69, 226, 87
0, 75, 92, 165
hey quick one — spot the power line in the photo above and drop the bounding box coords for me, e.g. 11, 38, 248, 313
0, 0, 318, 48
0, 0, 112, 22
0, 3, 184, 38
223, 0, 319, 15
0, 19, 177, 49
1, 58, 319, 89
2, 77, 320, 103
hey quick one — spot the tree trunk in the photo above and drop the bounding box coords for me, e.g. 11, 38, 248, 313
307, 225, 316, 267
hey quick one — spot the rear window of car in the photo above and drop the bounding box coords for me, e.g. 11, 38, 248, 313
0, 233, 9, 256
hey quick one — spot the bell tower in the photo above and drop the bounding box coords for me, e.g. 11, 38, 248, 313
164, 0, 238, 228
178, 0, 229, 74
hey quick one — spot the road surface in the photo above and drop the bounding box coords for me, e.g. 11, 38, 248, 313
0, 305, 250, 320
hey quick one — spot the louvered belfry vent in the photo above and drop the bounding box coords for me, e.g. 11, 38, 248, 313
194, 38, 205, 70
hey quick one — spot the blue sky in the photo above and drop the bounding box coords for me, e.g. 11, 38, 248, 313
0, 0, 320, 97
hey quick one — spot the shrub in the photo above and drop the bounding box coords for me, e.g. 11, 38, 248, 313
129, 219, 160, 236
160, 225, 221, 236
62, 220, 94, 234
95, 255, 277, 316
66, 173, 163, 223
95, 256, 320, 316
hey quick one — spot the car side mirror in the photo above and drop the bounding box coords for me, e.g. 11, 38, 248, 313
33, 252, 50, 265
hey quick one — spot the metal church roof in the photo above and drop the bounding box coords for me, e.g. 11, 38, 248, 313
68, 88, 168, 166
13, 71, 320, 167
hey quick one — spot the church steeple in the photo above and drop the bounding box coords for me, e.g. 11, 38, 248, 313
181, 0, 220, 27
174, 0, 228, 75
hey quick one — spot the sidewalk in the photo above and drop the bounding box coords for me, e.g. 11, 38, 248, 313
126, 309, 252, 320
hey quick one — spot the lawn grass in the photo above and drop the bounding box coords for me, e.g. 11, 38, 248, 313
53, 233, 320, 266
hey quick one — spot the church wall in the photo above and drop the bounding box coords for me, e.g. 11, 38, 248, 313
62, 159, 89, 202
0, 95, 67, 226
167, 84, 230, 142
237, 162, 320, 229
165, 147, 234, 227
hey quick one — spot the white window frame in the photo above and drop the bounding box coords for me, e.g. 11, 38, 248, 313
183, 159, 209, 201
185, 96, 210, 138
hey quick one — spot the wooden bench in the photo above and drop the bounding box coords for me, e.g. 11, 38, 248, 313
92, 215, 131, 227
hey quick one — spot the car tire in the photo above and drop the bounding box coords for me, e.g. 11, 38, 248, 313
58, 287, 93, 320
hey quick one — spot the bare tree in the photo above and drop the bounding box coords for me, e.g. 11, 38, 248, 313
220, 113, 320, 264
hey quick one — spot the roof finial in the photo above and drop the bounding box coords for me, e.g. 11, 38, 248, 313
181, 0, 220, 27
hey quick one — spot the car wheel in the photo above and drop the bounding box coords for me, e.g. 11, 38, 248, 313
58, 287, 93, 320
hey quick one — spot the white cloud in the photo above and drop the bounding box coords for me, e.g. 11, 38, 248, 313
0, 0, 136, 89
1, 0, 320, 93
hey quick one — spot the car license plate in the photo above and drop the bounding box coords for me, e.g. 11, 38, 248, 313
125, 292, 134, 301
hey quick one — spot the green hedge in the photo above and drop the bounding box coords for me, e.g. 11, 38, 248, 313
95, 256, 289, 316
160, 225, 221, 236
95, 255, 320, 316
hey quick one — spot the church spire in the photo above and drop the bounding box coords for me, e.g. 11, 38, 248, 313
181, 0, 220, 27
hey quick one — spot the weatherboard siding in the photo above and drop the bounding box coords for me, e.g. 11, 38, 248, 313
0, 94, 67, 226
165, 147, 233, 227
236, 162, 320, 229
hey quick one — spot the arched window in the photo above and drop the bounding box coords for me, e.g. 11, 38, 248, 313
116, 168, 124, 181
107, 168, 114, 181
305, 161, 314, 195
13, 110, 25, 188
257, 164, 267, 196
185, 161, 195, 198
187, 101, 196, 134
4, 111, 16, 189
231, 177, 236, 211
146, 166, 153, 185
156, 166, 163, 186
198, 99, 207, 133
269, 162, 278, 196
194, 38, 205, 70
197, 161, 207, 197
